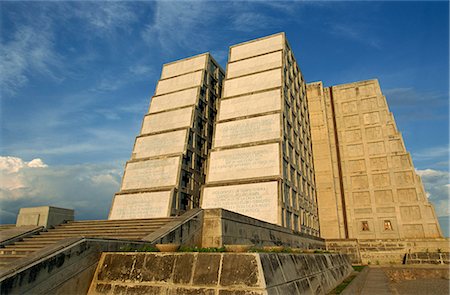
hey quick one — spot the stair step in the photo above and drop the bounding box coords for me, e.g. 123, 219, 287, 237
55, 224, 168, 230
44, 226, 161, 233
0, 249, 36, 255
63, 218, 173, 226
0, 254, 27, 259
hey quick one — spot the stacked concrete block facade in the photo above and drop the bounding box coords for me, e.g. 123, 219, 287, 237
109, 54, 224, 219
201, 33, 320, 236
307, 80, 442, 240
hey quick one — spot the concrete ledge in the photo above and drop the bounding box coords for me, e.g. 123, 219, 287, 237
202, 208, 325, 249
142, 208, 203, 246
0, 226, 44, 247
0, 237, 152, 295
88, 252, 352, 295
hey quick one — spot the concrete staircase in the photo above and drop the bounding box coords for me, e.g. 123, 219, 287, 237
0, 217, 173, 269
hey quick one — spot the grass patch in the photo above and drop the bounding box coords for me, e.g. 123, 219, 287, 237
352, 265, 366, 272
328, 265, 366, 294
178, 246, 226, 252
119, 245, 159, 252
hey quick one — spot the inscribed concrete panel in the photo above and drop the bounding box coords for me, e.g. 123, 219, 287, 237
202, 181, 279, 224
375, 190, 393, 204
365, 127, 383, 141
397, 188, 417, 202
133, 130, 187, 159
161, 55, 207, 79
403, 224, 425, 238
372, 173, 391, 187
214, 114, 280, 148
347, 159, 366, 173
141, 107, 193, 134
370, 157, 388, 171
344, 115, 360, 128
395, 171, 414, 186
207, 143, 280, 182
341, 101, 358, 114
363, 112, 380, 125
155, 71, 203, 95
400, 206, 421, 221
227, 51, 282, 79
218, 89, 281, 121
346, 144, 364, 157
109, 191, 172, 219
230, 34, 283, 62
344, 129, 362, 143
360, 98, 378, 112
368, 141, 385, 155
392, 155, 411, 169
223, 69, 281, 98
351, 175, 369, 189
149, 88, 198, 113
389, 140, 403, 152
121, 157, 180, 190
353, 192, 371, 206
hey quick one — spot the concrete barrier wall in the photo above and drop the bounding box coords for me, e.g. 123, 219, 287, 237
88, 252, 352, 295
0, 238, 151, 295
326, 238, 450, 264
201, 208, 325, 249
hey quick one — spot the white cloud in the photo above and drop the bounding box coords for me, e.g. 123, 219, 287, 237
0, 156, 122, 223
413, 145, 449, 161
142, 0, 216, 52
231, 12, 279, 33
416, 168, 450, 217
73, 2, 137, 32
0, 25, 63, 96
384, 87, 447, 107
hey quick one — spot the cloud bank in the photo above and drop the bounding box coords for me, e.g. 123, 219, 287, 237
0, 156, 121, 224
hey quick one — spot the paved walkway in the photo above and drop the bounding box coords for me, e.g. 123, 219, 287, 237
343, 266, 450, 295
359, 267, 392, 295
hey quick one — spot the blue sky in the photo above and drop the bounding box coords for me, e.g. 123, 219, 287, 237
1, 1, 449, 236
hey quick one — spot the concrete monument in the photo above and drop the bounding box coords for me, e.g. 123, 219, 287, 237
109, 53, 224, 219
307, 80, 442, 240
201, 33, 320, 236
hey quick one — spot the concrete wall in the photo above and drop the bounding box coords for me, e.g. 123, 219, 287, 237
88, 252, 352, 295
326, 238, 450, 264
405, 252, 450, 265
201, 209, 325, 249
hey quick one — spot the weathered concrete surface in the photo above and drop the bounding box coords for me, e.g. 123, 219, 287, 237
88, 252, 352, 295
201, 208, 325, 249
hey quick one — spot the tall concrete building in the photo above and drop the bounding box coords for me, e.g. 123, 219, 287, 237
109, 53, 224, 219
307, 80, 442, 240
201, 33, 320, 236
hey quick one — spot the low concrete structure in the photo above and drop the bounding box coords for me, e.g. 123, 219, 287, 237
326, 238, 450, 264
88, 252, 352, 295
16, 206, 74, 228
202, 208, 325, 249
405, 252, 450, 265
